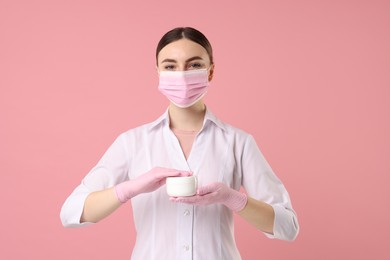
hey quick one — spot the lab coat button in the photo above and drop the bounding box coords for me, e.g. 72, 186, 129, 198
183, 209, 190, 216
183, 245, 190, 251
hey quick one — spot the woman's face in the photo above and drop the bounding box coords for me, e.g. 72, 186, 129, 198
157, 39, 214, 79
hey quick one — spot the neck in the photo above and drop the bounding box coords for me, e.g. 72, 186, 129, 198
168, 102, 206, 131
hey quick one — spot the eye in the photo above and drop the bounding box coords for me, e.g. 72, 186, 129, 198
188, 62, 203, 70
164, 64, 175, 70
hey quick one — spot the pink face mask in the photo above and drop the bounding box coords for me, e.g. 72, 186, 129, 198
158, 69, 210, 108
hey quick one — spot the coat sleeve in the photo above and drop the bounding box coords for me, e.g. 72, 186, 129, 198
241, 135, 299, 241
60, 133, 130, 228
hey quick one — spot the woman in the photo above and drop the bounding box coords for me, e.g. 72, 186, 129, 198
61, 27, 299, 259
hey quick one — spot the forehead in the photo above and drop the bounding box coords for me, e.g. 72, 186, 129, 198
158, 39, 210, 63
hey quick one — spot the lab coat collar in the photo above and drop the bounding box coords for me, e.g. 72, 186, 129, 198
147, 108, 170, 131
147, 106, 226, 132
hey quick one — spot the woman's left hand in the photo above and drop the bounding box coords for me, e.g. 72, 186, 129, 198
170, 182, 248, 212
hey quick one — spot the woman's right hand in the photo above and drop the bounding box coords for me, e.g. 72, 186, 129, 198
115, 167, 191, 203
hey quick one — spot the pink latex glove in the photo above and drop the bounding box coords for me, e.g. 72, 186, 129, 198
115, 167, 191, 203
170, 182, 248, 212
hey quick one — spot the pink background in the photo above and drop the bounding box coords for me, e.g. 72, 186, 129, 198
1, 0, 389, 259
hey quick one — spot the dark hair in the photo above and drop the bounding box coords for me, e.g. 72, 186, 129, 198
156, 27, 213, 65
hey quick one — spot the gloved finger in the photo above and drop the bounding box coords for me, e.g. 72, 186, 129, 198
177, 171, 193, 177
178, 192, 218, 205
170, 195, 202, 204
197, 182, 220, 196
154, 167, 191, 179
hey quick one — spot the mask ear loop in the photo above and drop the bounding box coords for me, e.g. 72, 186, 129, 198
207, 64, 215, 82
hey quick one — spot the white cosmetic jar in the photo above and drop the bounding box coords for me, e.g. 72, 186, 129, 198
166, 176, 197, 197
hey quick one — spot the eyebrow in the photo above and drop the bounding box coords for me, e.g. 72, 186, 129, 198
161, 56, 204, 63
